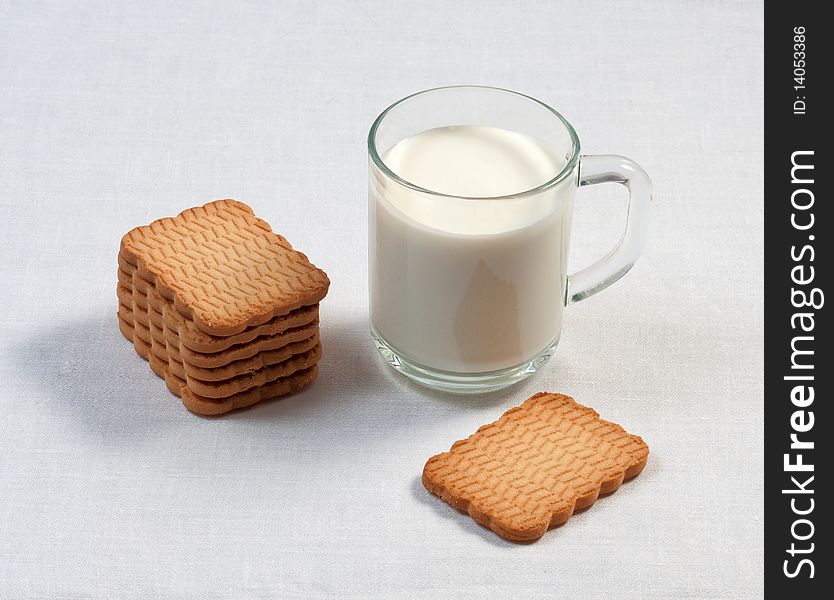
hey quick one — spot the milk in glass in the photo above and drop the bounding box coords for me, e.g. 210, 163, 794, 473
369, 125, 575, 373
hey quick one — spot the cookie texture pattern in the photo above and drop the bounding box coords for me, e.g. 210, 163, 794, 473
422, 393, 649, 542
120, 199, 329, 335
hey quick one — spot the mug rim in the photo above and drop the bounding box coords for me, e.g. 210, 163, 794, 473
367, 85, 581, 200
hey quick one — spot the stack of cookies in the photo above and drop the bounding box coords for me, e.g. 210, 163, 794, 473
117, 200, 330, 415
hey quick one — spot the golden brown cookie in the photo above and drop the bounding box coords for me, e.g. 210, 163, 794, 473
422, 393, 649, 542
120, 199, 329, 336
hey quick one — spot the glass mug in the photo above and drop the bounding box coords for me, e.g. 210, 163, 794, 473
368, 86, 652, 393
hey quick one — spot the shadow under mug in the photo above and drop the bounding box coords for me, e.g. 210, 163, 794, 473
368, 86, 652, 393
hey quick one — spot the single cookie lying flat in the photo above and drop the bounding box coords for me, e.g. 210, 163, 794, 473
422, 393, 649, 542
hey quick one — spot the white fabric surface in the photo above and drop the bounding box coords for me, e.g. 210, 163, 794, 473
0, 1, 763, 598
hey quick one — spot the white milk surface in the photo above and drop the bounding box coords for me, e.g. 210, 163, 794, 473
370, 125, 575, 373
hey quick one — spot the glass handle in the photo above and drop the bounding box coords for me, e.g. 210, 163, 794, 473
565, 154, 653, 305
